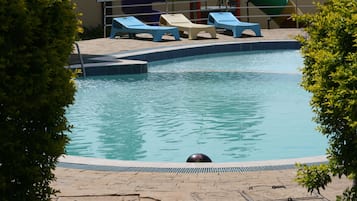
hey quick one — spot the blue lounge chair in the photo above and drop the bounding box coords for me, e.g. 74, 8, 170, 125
207, 12, 262, 38
110, 16, 180, 42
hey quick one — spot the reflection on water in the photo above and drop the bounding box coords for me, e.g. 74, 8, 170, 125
65, 50, 327, 162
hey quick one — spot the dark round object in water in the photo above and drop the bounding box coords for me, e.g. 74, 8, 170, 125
186, 153, 212, 162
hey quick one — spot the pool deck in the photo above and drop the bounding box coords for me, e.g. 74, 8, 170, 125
53, 29, 352, 201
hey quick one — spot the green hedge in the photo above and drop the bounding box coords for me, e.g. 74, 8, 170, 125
0, 0, 78, 200
294, 0, 357, 199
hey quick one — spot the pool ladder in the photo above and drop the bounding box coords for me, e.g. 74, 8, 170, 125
74, 42, 86, 78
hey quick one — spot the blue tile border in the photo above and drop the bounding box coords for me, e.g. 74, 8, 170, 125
115, 40, 301, 62
85, 63, 147, 76
84, 40, 301, 76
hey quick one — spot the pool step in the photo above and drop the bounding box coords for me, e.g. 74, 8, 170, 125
66, 60, 148, 76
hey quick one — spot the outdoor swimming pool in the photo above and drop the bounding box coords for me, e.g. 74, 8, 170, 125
65, 49, 327, 163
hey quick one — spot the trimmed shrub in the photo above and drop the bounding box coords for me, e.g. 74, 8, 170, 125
294, 0, 357, 198
0, 0, 78, 200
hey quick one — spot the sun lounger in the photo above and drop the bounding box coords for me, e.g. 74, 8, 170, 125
110, 16, 180, 42
159, 14, 216, 40
208, 12, 262, 38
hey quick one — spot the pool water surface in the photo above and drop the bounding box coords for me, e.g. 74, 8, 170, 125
65, 50, 327, 162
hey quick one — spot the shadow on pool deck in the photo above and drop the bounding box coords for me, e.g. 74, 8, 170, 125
55, 29, 352, 201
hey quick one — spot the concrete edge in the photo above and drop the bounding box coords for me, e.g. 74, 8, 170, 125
58, 155, 328, 173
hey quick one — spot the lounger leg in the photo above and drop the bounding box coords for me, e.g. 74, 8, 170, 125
110, 28, 119, 39
233, 27, 243, 38
189, 30, 198, 40
172, 31, 180, 41
153, 34, 163, 42
253, 26, 262, 37
209, 30, 216, 39
128, 33, 135, 39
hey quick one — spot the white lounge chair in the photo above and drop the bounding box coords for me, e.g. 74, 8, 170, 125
159, 14, 216, 40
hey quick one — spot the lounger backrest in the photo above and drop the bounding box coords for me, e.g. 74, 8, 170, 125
114, 16, 146, 28
209, 12, 240, 23
160, 14, 193, 25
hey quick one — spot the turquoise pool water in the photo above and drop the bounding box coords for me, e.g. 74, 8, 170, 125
65, 50, 327, 162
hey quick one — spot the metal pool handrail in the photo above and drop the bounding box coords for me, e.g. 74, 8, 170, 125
74, 42, 86, 78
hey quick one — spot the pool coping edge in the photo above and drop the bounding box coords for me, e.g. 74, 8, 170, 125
58, 155, 327, 173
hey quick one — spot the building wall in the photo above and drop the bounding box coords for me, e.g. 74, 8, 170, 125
74, 0, 323, 29
73, 0, 102, 28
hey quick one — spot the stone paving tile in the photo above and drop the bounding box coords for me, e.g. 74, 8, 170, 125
57, 195, 141, 201
53, 168, 352, 201
74, 29, 305, 56
242, 185, 319, 201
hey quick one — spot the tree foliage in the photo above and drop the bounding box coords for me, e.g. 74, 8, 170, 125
293, 0, 357, 198
0, 0, 78, 200
295, 163, 331, 194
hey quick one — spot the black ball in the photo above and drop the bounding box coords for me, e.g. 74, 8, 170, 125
186, 153, 212, 162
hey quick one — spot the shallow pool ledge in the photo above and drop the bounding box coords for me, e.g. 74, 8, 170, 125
78, 40, 301, 76
66, 60, 148, 76
109, 40, 301, 63
58, 155, 327, 173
